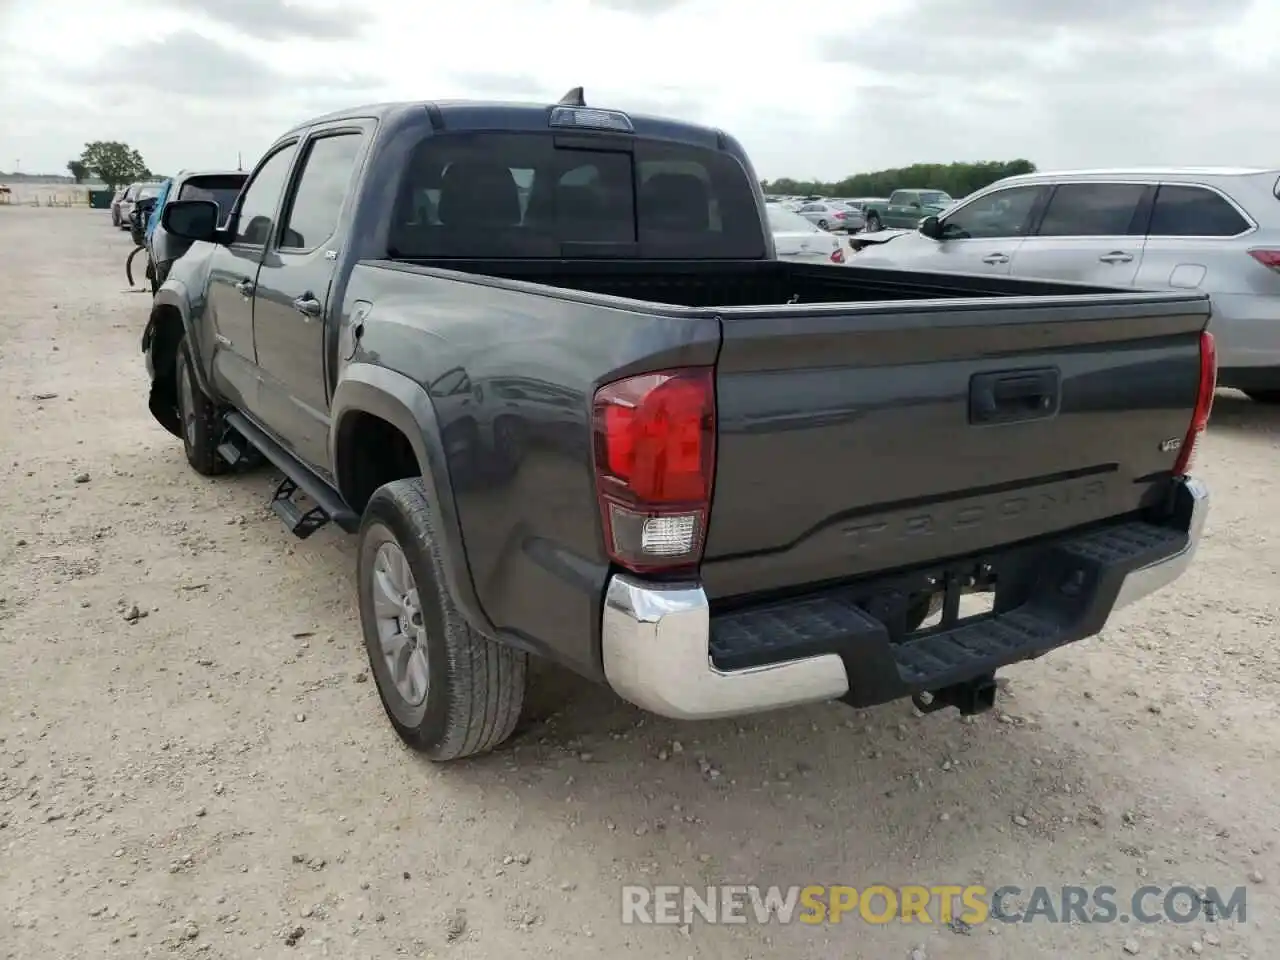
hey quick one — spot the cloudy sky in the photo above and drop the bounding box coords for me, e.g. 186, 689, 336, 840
0, 0, 1275, 181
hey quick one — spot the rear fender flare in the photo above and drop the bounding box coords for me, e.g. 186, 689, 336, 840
330, 364, 496, 638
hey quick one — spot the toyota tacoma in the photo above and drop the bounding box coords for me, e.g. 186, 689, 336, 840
142, 90, 1215, 760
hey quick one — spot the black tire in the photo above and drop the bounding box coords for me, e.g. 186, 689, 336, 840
817, 218, 828, 230
175, 340, 227, 476
358, 478, 527, 761
865, 213, 881, 232
1244, 389, 1280, 404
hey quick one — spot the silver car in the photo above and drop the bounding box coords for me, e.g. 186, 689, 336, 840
117, 181, 165, 232
851, 167, 1280, 403
794, 200, 865, 233
766, 204, 847, 264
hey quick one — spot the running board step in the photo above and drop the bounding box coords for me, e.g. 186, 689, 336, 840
216, 424, 264, 470
216, 442, 244, 466
271, 477, 330, 540
222, 411, 360, 536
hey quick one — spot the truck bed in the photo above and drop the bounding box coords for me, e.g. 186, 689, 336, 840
362, 255, 1209, 642
385, 257, 1127, 307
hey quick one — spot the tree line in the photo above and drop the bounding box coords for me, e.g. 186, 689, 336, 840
761, 160, 1037, 199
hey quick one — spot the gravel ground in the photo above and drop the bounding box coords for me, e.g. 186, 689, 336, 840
1, 206, 1277, 960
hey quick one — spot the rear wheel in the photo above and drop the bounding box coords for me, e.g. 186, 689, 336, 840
865, 213, 882, 232
817, 218, 828, 230
175, 340, 227, 476
357, 478, 527, 761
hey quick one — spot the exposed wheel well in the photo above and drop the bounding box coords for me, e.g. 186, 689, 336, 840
147, 306, 185, 436
336, 412, 423, 514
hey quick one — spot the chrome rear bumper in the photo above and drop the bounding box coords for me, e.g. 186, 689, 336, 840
601, 477, 1208, 721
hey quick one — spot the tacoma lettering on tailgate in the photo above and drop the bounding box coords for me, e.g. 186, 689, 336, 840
840, 478, 1107, 548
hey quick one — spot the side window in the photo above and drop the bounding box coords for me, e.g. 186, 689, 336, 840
1148, 185, 1250, 238
940, 186, 1041, 240
278, 133, 364, 250
233, 144, 297, 246
888, 191, 907, 205
1036, 183, 1147, 237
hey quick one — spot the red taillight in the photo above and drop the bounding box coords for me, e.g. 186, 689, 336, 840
834, 212, 846, 219
592, 368, 716, 574
1173, 330, 1217, 477
1248, 248, 1280, 271
830, 247, 845, 264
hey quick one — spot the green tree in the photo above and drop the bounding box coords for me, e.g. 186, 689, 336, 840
79, 141, 151, 190
66, 159, 89, 184
762, 160, 1037, 200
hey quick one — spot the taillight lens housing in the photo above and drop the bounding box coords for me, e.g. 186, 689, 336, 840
1248, 248, 1280, 271
1173, 330, 1217, 477
830, 247, 846, 264
592, 368, 716, 574
834, 212, 846, 219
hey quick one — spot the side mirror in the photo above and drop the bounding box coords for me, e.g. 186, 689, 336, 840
161, 199, 222, 243
919, 215, 942, 239
909, 201, 922, 209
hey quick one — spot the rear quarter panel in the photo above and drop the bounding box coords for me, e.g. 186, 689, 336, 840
341, 263, 722, 678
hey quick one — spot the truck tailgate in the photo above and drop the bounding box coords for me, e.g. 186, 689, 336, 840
702, 291, 1211, 600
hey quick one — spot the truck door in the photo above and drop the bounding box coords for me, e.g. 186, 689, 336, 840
251, 126, 368, 472
204, 142, 298, 412
1009, 182, 1152, 286
885, 190, 919, 228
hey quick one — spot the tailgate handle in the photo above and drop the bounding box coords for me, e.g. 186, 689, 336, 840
970, 368, 1060, 425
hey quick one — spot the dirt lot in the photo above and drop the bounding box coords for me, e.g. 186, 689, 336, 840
1, 206, 1277, 960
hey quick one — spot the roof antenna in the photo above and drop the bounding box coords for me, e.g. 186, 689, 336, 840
558, 87, 586, 107
236, 151, 243, 171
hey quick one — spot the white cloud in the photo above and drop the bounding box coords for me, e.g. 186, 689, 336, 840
0, 0, 1274, 180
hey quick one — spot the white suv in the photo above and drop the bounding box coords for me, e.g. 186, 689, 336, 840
853, 167, 1280, 403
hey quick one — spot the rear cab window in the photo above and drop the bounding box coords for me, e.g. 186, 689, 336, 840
388, 132, 765, 259
1147, 184, 1251, 237
1036, 183, 1148, 236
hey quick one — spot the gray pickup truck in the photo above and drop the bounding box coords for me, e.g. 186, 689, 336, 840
143, 90, 1216, 761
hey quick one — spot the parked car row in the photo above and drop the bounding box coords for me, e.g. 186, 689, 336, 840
111, 180, 165, 228
764, 191, 957, 235
766, 195, 879, 234
850, 166, 1280, 402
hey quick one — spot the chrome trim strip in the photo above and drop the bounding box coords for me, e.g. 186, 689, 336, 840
601, 576, 849, 721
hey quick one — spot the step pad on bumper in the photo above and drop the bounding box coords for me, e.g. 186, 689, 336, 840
892, 610, 1053, 687
708, 517, 1188, 697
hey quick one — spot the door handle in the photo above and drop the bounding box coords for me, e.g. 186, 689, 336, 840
292, 294, 322, 318
970, 368, 1060, 425
982, 253, 1009, 265
1099, 251, 1134, 264
235, 278, 254, 297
